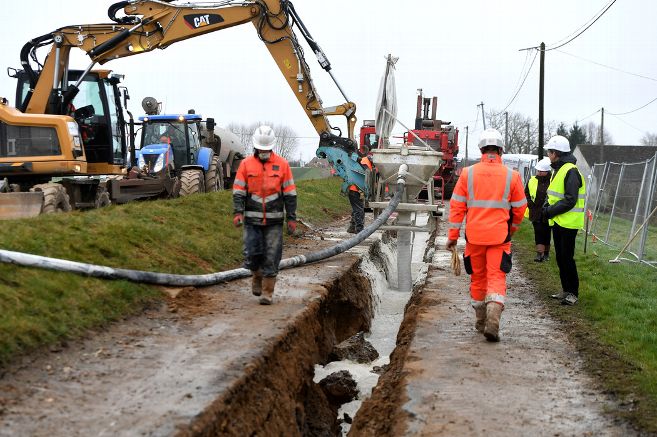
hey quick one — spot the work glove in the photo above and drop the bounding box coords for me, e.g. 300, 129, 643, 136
287, 220, 297, 235
233, 213, 244, 227
445, 239, 457, 251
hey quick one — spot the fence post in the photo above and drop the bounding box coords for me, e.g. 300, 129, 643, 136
591, 162, 610, 237
630, 160, 650, 243
638, 153, 657, 261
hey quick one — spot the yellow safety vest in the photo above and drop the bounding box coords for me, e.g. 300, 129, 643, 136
547, 162, 586, 229
524, 176, 538, 219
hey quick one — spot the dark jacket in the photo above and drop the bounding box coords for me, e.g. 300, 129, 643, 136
525, 175, 550, 222
545, 153, 582, 219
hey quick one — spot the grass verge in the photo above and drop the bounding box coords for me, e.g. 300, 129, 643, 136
0, 177, 350, 368
514, 223, 657, 433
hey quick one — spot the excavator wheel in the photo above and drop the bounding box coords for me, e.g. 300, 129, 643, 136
31, 183, 72, 214
204, 155, 220, 192
94, 188, 112, 208
179, 169, 205, 196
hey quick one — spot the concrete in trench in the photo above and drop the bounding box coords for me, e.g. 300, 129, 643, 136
0, 231, 379, 437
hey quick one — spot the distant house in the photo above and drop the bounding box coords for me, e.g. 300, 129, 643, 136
306, 157, 330, 168
573, 144, 657, 179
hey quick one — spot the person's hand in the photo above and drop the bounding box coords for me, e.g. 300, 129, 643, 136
446, 239, 457, 250
287, 220, 297, 235
233, 214, 244, 227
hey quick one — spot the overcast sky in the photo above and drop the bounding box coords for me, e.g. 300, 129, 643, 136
1, 0, 655, 161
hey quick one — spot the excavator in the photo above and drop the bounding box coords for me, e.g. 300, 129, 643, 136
0, 0, 363, 218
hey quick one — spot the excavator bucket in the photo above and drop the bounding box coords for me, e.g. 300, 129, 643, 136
0, 192, 44, 219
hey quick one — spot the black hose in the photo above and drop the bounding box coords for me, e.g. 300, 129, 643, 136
0, 183, 405, 287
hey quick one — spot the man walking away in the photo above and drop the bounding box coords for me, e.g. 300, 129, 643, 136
446, 129, 527, 342
525, 157, 552, 262
232, 125, 297, 305
542, 135, 586, 306
347, 146, 373, 234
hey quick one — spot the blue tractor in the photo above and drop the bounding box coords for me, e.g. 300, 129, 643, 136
136, 113, 221, 196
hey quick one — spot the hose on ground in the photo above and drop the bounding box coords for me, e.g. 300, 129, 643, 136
0, 183, 405, 287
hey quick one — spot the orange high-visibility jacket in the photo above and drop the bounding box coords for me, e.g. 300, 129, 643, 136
232, 152, 297, 226
349, 156, 373, 192
448, 154, 527, 245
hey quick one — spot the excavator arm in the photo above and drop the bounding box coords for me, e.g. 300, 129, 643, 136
21, 1, 358, 153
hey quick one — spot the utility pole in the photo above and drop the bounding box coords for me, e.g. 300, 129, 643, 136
504, 111, 509, 150
478, 102, 486, 130
600, 107, 605, 145
465, 125, 469, 163
538, 42, 545, 159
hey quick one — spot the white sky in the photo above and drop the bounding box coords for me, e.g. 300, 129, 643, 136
1, 0, 655, 161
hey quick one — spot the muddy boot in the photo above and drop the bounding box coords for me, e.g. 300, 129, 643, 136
534, 252, 544, 262
251, 270, 263, 296
484, 302, 503, 342
472, 301, 486, 333
347, 223, 356, 234
259, 276, 276, 305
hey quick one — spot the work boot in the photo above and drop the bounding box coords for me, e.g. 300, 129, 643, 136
484, 302, 503, 342
543, 252, 550, 262
347, 223, 356, 234
561, 293, 578, 306
551, 291, 567, 300
472, 302, 486, 333
251, 270, 263, 296
534, 252, 544, 262
259, 276, 276, 305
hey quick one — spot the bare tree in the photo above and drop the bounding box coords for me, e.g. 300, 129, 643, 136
226, 122, 299, 159
583, 121, 613, 145
486, 110, 537, 154
640, 132, 657, 147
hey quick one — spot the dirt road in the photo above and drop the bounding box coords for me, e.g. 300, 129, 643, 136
352, 235, 636, 436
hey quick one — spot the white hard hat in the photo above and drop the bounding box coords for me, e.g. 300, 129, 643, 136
535, 157, 552, 172
546, 135, 570, 153
478, 128, 505, 151
252, 125, 276, 151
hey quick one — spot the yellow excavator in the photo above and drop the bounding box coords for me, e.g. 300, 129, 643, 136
0, 0, 360, 219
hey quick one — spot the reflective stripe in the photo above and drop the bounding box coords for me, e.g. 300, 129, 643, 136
547, 189, 563, 198
485, 293, 506, 305
467, 166, 474, 201
233, 188, 247, 195
511, 198, 527, 207
502, 167, 512, 201
570, 208, 585, 213
251, 193, 280, 203
244, 211, 284, 219
283, 190, 297, 196
448, 222, 462, 229
451, 193, 467, 203
282, 179, 295, 188
467, 199, 510, 208
233, 178, 246, 188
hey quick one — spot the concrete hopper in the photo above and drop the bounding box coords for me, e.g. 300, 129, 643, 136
370, 146, 442, 199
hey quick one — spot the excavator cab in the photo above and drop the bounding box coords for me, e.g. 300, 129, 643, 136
13, 69, 128, 175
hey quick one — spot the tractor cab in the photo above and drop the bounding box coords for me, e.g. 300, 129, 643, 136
137, 114, 203, 174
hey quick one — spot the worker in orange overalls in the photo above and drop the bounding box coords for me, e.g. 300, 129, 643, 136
347, 146, 373, 233
232, 125, 297, 305
446, 129, 527, 342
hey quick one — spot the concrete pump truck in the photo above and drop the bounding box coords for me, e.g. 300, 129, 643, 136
0, 0, 365, 218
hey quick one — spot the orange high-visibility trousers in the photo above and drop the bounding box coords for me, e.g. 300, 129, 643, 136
464, 241, 512, 305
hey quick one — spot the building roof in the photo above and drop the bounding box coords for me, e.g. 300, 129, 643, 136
575, 144, 657, 166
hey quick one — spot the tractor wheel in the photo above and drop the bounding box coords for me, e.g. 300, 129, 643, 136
205, 155, 220, 192
179, 169, 205, 196
94, 188, 112, 208
31, 183, 72, 214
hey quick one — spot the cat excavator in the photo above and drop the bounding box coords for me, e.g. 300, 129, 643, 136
0, 0, 361, 218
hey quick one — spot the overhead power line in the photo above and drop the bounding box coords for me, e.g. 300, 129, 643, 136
546, 0, 617, 51
608, 96, 657, 116
493, 49, 539, 115
555, 49, 657, 83
608, 113, 645, 133
575, 108, 601, 124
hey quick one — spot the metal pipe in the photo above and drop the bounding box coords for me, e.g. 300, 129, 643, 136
73, 62, 97, 89
328, 70, 350, 103
0, 182, 407, 287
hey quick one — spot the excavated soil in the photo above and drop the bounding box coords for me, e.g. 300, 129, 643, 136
0, 233, 376, 437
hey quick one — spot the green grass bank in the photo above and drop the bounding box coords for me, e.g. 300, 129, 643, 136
0, 177, 350, 368
514, 223, 657, 433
